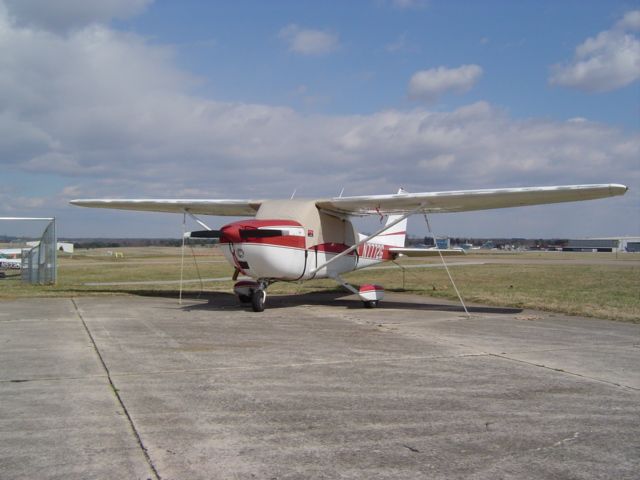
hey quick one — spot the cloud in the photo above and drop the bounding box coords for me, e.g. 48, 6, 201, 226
0, 6, 636, 237
408, 65, 483, 103
278, 24, 339, 56
549, 10, 640, 92
1, 0, 153, 33
616, 10, 640, 31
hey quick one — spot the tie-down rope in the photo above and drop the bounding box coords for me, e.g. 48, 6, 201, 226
423, 213, 470, 317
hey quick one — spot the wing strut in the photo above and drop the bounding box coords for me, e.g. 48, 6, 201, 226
309, 204, 425, 276
185, 211, 213, 231
423, 213, 469, 318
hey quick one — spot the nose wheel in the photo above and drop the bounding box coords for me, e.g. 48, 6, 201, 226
234, 280, 270, 312
251, 288, 266, 312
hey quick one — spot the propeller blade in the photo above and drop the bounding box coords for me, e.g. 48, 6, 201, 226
239, 228, 284, 239
184, 230, 222, 239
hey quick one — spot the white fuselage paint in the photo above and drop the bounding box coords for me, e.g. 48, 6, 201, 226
220, 241, 388, 281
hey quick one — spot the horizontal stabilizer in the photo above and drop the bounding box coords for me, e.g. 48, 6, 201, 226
390, 247, 466, 257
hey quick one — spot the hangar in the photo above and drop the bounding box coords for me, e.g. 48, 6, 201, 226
562, 237, 640, 253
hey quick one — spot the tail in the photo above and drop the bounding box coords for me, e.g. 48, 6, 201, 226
375, 214, 407, 247
364, 188, 409, 247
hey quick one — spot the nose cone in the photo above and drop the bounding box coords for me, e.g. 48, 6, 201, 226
219, 223, 242, 244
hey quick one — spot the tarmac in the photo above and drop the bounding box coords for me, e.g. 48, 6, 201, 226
1, 292, 638, 479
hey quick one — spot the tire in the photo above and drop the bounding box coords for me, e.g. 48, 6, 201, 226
238, 294, 251, 303
364, 300, 378, 308
251, 289, 266, 312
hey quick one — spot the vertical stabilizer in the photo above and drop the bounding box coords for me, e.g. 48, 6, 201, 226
373, 214, 407, 247
366, 188, 409, 247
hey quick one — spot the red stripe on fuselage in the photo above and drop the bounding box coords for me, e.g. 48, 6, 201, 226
220, 219, 392, 262
312, 243, 353, 254
220, 219, 305, 249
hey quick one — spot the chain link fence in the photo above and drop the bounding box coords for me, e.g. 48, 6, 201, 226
1, 217, 56, 285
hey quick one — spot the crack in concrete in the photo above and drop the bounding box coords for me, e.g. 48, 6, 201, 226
488, 353, 639, 392
342, 315, 639, 392
71, 298, 161, 480
0, 374, 108, 383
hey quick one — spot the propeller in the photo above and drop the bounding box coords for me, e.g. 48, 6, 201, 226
184, 228, 286, 240
239, 229, 285, 239
184, 230, 222, 239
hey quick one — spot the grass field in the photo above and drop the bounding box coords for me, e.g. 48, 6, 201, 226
1, 247, 638, 322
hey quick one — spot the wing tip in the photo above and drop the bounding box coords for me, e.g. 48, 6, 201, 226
610, 184, 628, 196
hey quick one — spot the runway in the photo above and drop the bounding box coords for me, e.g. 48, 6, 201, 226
1, 293, 638, 479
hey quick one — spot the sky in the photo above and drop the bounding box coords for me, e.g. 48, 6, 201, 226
0, 0, 638, 239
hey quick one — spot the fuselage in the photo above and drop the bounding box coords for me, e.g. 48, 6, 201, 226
217, 200, 397, 281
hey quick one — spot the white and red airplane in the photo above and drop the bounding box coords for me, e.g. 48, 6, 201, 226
71, 183, 627, 311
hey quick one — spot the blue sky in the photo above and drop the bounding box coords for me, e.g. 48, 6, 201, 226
0, 0, 638, 238
115, 0, 638, 127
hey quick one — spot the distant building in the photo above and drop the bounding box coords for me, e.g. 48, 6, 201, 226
26, 241, 74, 254
57, 242, 74, 254
435, 238, 450, 249
562, 237, 640, 253
424, 237, 451, 249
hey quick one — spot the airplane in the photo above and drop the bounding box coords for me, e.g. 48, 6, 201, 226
0, 256, 22, 269
0, 249, 22, 270
71, 183, 628, 312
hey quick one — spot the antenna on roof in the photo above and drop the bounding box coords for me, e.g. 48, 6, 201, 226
339, 187, 345, 197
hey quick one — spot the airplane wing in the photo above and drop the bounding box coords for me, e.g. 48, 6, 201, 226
69, 199, 262, 216
389, 247, 466, 257
316, 184, 628, 216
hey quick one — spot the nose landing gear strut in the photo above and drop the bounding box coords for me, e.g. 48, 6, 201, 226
234, 280, 270, 312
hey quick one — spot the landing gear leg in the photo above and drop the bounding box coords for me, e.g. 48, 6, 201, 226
330, 274, 384, 309
330, 274, 360, 296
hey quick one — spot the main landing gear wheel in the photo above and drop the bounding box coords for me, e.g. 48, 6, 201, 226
238, 294, 251, 304
251, 289, 266, 312
363, 300, 378, 308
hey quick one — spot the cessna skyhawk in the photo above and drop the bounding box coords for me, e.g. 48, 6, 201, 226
71, 183, 627, 311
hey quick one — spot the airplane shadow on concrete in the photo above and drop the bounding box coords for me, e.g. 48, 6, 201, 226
67, 288, 522, 315
174, 290, 523, 315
